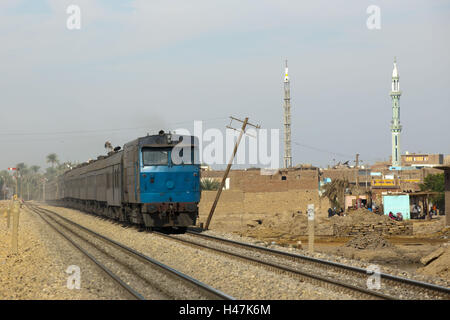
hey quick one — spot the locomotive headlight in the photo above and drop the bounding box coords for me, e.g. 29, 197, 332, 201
167, 134, 172, 144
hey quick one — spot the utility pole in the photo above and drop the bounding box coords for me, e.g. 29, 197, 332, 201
355, 153, 360, 189
43, 178, 47, 202
204, 116, 260, 230
364, 162, 368, 191
15, 172, 18, 198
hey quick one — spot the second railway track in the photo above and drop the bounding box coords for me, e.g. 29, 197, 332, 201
155, 229, 450, 300
26, 204, 233, 300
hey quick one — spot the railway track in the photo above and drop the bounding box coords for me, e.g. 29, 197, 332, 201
26, 204, 234, 300
154, 229, 450, 300
153, 231, 392, 300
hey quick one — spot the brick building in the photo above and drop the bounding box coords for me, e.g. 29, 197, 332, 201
201, 167, 319, 192
321, 165, 442, 208
401, 153, 444, 168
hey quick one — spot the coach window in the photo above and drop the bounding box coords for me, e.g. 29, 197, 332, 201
142, 148, 169, 166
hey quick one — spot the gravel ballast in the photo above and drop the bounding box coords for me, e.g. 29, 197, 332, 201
39, 204, 356, 300
202, 230, 450, 289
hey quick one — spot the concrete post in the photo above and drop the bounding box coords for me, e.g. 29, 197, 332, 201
307, 204, 315, 253
11, 201, 20, 253
7, 201, 12, 229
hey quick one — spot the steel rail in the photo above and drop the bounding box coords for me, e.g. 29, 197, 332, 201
154, 231, 394, 300
28, 204, 234, 300
186, 229, 450, 299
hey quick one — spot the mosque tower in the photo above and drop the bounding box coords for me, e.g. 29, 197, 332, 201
390, 57, 402, 167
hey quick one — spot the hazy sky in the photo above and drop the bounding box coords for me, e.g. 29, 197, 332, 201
0, 0, 449, 171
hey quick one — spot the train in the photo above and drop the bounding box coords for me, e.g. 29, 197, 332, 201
45, 131, 201, 231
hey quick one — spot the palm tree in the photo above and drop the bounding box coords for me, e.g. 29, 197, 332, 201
16, 162, 28, 173
0, 170, 14, 199
30, 165, 40, 174
46, 153, 59, 168
321, 178, 350, 210
56, 162, 74, 175
200, 178, 221, 191
45, 167, 57, 180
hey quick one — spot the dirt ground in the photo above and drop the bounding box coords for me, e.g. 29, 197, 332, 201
207, 208, 449, 280
416, 245, 450, 280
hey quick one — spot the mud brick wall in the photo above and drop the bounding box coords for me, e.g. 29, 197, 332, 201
198, 190, 329, 229
201, 169, 319, 192
333, 220, 413, 236
199, 169, 324, 230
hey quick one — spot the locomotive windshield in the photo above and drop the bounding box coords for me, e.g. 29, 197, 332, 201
142, 148, 169, 166
171, 146, 199, 165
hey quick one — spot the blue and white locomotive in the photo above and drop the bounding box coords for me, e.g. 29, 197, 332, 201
46, 131, 200, 231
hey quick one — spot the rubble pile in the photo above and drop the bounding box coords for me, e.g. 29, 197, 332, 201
246, 208, 412, 238
331, 209, 413, 236
345, 232, 393, 250
435, 226, 450, 239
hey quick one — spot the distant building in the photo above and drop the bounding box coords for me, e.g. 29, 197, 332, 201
200, 164, 212, 171
401, 153, 443, 168
443, 154, 450, 165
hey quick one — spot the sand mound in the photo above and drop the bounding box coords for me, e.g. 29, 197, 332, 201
417, 245, 450, 281
345, 233, 393, 250
413, 218, 446, 236
247, 212, 334, 238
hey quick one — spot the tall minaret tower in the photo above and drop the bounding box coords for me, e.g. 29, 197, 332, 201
283, 60, 292, 168
390, 57, 402, 167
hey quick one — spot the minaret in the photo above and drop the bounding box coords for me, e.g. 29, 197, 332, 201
390, 57, 402, 167
283, 60, 292, 168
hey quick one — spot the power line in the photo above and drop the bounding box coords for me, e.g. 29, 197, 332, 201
0, 117, 228, 138
291, 140, 354, 158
